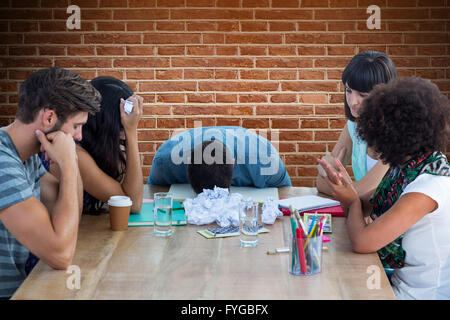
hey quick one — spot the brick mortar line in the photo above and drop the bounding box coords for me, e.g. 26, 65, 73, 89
3, 7, 447, 9
2, 27, 447, 30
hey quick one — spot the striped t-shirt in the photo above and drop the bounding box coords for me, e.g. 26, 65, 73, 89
0, 130, 47, 298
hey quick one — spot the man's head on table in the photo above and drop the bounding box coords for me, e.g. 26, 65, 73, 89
187, 139, 235, 194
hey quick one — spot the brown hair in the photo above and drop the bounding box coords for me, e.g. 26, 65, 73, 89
16, 67, 101, 124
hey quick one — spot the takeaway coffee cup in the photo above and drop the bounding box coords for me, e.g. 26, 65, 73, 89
108, 196, 132, 231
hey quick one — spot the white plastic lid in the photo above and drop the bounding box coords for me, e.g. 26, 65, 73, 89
107, 196, 132, 207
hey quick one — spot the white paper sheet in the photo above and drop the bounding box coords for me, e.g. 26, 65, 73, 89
168, 183, 279, 202
278, 195, 339, 212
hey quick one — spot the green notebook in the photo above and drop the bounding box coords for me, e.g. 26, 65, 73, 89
128, 201, 187, 227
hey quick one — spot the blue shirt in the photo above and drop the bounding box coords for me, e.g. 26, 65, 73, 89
347, 120, 369, 181
148, 126, 291, 188
0, 130, 47, 298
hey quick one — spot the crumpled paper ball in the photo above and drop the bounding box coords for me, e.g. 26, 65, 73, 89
261, 197, 283, 224
183, 186, 282, 227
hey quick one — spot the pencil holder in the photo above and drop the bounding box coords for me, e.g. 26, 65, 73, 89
289, 233, 323, 276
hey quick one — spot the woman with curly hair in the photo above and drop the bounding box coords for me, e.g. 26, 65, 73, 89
318, 76, 450, 299
316, 51, 397, 196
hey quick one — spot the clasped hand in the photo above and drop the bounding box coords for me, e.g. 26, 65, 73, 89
317, 156, 359, 213
36, 130, 77, 168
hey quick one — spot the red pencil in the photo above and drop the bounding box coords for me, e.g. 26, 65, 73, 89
296, 228, 307, 274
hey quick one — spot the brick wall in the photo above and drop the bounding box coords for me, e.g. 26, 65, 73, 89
0, 0, 449, 186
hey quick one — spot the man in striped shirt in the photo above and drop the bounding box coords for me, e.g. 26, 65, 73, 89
0, 67, 101, 299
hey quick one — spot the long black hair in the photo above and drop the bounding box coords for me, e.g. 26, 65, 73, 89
342, 51, 397, 121
80, 76, 133, 213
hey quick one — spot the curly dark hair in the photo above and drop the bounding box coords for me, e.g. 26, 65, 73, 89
356, 76, 450, 167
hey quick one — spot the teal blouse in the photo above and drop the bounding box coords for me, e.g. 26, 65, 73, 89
347, 120, 376, 181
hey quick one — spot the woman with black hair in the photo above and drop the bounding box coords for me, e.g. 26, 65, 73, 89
76, 76, 144, 214
316, 51, 397, 197
318, 77, 450, 299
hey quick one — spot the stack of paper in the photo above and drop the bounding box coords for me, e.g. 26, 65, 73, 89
278, 195, 339, 212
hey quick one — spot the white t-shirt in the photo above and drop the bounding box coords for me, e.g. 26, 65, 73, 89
390, 174, 450, 300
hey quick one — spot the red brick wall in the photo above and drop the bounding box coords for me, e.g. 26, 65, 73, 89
0, 0, 449, 186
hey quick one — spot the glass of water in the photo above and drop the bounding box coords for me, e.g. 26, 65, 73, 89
239, 200, 259, 247
153, 192, 173, 237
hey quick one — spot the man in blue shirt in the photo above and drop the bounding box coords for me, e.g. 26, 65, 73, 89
0, 67, 101, 299
148, 126, 291, 192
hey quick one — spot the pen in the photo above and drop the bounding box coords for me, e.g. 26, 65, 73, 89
319, 216, 327, 236
290, 217, 298, 269
307, 215, 317, 235
290, 205, 308, 237
295, 213, 308, 237
266, 247, 290, 255
304, 220, 318, 249
290, 216, 297, 234
296, 228, 307, 274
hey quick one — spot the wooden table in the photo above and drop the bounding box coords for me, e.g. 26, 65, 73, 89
12, 185, 395, 300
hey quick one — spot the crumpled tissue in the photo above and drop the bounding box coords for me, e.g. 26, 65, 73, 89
261, 197, 282, 224
183, 186, 282, 227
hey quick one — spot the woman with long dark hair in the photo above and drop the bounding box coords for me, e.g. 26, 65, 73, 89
77, 76, 143, 214
316, 51, 397, 197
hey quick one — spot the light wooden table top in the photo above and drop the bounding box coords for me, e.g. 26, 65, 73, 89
12, 185, 395, 300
